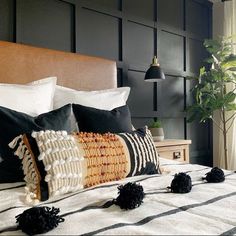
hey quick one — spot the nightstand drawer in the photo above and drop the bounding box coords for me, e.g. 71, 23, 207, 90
154, 139, 191, 163
157, 146, 185, 162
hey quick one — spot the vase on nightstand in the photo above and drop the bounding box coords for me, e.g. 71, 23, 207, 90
149, 127, 164, 142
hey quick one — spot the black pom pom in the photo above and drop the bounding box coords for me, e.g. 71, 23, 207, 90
16, 206, 64, 235
169, 173, 192, 193
114, 182, 145, 210
203, 167, 225, 183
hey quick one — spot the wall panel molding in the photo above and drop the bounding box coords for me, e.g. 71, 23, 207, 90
0, 0, 213, 165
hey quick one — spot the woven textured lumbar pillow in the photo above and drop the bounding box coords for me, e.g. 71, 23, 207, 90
10, 127, 159, 203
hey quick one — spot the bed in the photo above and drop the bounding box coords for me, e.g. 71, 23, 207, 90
0, 41, 236, 235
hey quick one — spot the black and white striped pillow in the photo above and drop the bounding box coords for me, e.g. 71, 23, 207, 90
118, 126, 160, 177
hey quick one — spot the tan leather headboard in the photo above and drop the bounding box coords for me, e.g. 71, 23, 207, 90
0, 41, 117, 90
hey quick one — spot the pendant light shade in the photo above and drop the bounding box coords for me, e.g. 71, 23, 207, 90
144, 56, 165, 82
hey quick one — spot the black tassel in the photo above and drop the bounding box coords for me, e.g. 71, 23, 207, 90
103, 182, 145, 210
114, 182, 145, 210
102, 200, 115, 208
16, 206, 64, 235
203, 167, 225, 183
168, 173, 192, 193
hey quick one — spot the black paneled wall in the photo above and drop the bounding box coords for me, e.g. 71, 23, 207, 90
0, 0, 213, 165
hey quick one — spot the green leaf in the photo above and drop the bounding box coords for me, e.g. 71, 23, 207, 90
224, 92, 236, 104
209, 69, 223, 82
204, 39, 221, 54
204, 57, 214, 64
223, 74, 236, 83
187, 113, 198, 123
149, 120, 162, 128
200, 67, 206, 76
225, 103, 236, 111
221, 54, 236, 71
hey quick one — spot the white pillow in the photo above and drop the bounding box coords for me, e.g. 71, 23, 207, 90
54, 86, 130, 110
0, 77, 57, 116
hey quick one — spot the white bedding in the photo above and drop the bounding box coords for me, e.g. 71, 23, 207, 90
0, 158, 236, 235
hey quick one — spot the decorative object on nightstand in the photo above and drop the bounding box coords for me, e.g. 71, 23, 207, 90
148, 118, 164, 141
155, 139, 192, 163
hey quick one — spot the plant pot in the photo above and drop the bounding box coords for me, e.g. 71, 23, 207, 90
149, 127, 164, 141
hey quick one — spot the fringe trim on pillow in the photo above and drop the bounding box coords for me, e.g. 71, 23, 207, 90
9, 135, 41, 204
8, 135, 23, 149
25, 186, 40, 205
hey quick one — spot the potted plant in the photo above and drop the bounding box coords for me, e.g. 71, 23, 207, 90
187, 36, 236, 169
149, 118, 164, 141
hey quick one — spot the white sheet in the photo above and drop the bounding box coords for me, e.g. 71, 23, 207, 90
0, 158, 236, 235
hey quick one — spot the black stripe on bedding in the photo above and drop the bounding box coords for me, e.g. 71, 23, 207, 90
184, 167, 210, 174
61, 200, 111, 218
220, 226, 236, 235
41, 182, 121, 205
161, 162, 188, 166
0, 227, 19, 234
0, 184, 25, 191
83, 191, 236, 236
0, 206, 25, 214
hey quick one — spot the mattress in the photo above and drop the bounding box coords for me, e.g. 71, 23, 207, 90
0, 158, 236, 235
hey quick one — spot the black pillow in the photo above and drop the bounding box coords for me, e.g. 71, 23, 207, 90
0, 104, 72, 183
72, 104, 132, 133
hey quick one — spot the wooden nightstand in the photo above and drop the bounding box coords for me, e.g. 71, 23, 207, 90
155, 139, 192, 163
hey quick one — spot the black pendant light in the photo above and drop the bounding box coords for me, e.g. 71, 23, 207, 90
144, 56, 165, 82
